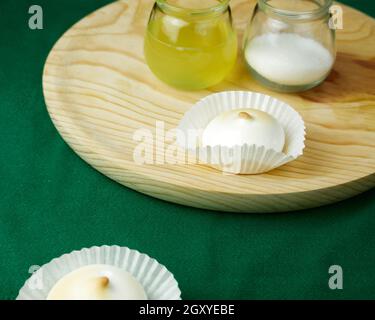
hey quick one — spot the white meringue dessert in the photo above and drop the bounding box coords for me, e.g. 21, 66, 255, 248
47, 264, 147, 300
202, 108, 285, 152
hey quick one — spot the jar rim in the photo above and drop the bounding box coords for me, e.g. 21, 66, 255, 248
258, 0, 333, 20
156, 0, 230, 17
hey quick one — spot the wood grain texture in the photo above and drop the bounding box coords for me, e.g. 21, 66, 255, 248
43, 0, 375, 212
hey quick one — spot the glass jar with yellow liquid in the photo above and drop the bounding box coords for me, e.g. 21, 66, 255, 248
144, 0, 238, 90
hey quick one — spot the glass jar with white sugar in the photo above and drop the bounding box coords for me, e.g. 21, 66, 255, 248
243, 0, 336, 92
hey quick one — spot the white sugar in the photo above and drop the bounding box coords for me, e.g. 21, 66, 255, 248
245, 33, 334, 86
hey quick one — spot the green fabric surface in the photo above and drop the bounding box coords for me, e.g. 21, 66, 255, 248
0, 0, 374, 300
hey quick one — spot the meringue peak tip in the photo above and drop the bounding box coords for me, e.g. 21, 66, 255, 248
238, 111, 253, 120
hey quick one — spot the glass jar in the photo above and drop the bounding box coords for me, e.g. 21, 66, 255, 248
144, 0, 238, 90
243, 0, 336, 92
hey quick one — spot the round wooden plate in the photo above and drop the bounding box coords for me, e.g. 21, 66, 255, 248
43, 0, 375, 212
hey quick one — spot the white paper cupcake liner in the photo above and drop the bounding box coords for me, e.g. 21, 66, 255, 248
17, 245, 181, 300
177, 91, 306, 174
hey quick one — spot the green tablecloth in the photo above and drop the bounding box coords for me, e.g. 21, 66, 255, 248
0, 0, 374, 300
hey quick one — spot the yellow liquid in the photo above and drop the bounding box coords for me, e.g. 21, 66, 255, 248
144, 14, 238, 90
